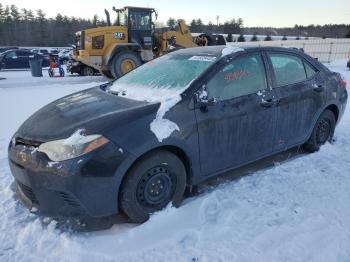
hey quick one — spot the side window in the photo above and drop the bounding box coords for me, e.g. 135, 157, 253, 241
304, 62, 317, 78
206, 54, 267, 101
6, 51, 17, 59
129, 12, 151, 30
92, 35, 105, 49
269, 53, 307, 86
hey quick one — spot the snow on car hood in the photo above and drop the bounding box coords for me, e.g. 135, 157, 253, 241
110, 82, 189, 142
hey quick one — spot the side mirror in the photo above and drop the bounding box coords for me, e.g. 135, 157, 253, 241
194, 85, 215, 111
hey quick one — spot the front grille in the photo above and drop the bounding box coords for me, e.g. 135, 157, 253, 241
18, 182, 39, 204
58, 191, 82, 208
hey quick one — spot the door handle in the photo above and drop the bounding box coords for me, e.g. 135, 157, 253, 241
260, 99, 279, 108
312, 84, 325, 93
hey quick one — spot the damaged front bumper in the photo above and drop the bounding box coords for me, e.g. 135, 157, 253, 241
8, 136, 130, 219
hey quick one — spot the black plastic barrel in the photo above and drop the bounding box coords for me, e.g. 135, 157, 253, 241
29, 54, 43, 77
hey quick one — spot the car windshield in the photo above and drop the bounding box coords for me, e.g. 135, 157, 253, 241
109, 53, 217, 101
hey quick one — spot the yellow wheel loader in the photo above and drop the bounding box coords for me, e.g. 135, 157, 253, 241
69, 6, 224, 78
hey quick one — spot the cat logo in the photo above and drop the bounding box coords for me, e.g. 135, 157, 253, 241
114, 32, 126, 40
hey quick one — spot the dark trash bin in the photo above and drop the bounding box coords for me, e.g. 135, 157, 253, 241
29, 54, 43, 77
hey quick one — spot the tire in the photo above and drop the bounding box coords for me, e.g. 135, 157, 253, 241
111, 51, 142, 79
81, 66, 94, 76
304, 110, 336, 152
120, 150, 187, 223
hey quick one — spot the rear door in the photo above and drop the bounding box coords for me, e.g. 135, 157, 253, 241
195, 52, 278, 176
266, 51, 326, 150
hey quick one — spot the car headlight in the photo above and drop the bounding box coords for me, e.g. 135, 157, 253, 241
38, 132, 109, 162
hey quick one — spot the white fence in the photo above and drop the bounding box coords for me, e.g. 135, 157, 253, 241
227, 39, 350, 63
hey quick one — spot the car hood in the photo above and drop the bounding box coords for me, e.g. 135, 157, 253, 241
15, 86, 159, 142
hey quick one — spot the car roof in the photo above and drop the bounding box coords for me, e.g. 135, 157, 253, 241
173, 45, 304, 58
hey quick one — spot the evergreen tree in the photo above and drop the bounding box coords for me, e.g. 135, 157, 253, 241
196, 18, 203, 32
167, 18, 176, 28
226, 33, 233, 42
36, 9, 48, 46
251, 33, 258, 41
92, 14, 99, 27
264, 35, 272, 41
0, 3, 4, 21
190, 19, 197, 32
0, 3, 4, 44
237, 34, 245, 42
10, 5, 20, 21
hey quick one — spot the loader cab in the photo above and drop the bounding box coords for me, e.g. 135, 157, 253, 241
116, 6, 156, 50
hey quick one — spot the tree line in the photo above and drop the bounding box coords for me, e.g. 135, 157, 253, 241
0, 4, 105, 46
1, 3, 349, 47
167, 17, 244, 34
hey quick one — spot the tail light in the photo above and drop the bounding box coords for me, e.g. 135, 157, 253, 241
340, 75, 347, 89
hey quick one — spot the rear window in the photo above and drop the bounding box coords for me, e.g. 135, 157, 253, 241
269, 53, 307, 87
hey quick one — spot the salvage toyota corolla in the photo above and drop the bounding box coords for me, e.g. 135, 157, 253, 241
8, 46, 348, 223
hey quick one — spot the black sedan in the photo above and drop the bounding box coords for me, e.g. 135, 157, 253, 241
0, 49, 49, 70
8, 46, 348, 223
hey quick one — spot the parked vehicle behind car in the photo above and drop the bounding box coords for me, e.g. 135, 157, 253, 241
31, 49, 50, 57
0, 49, 50, 69
67, 59, 99, 76
0, 46, 18, 54
8, 46, 348, 225
58, 49, 72, 63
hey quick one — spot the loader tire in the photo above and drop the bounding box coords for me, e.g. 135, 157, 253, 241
111, 51, 141, 79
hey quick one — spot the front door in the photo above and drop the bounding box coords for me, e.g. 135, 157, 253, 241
3, 51, 19, 69
128, 10, 152, 49
195, 52, 278, 176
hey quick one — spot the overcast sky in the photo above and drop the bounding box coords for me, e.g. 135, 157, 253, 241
2, 0, 350, 27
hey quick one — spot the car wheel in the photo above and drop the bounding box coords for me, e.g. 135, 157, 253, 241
82, 66, 94, 76
120, 150, 187, 223
304, 110, 335, 152
111, 51, 141, 79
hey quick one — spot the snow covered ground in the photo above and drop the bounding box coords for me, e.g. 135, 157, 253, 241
0, 62, 349, 262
